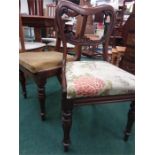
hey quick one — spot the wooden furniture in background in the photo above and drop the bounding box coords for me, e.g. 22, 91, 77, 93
19, 0, 46, 51
42, 2, 58, 48
120, 12, 135, 74
110, 0, 135, 47
55, 0, 135, 151
75, 0, 135, 59
27, 0, 44, 42
45, 2, 56, 17
107, 46, 126, 66
27, 0, 44, 16
45, 2, 57, 37
21, 15, 56, 34
21, 14, 55, 51
108, 1, 135, 67
19, 15, 74, 120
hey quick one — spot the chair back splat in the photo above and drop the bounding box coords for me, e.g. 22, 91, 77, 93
55, 0, 115, 61
55, 0, 135, 152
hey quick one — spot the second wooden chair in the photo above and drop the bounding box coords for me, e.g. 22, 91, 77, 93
19, 15, 75, 120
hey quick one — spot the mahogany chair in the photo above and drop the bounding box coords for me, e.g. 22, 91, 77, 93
55, 0, 135, 151
19, 15, 75, 120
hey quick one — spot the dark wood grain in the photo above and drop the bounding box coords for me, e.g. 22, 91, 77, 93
21, 15, 55, 27
120, 12, 135, 74
55, 0, 135, 151
19, 14, 62, 120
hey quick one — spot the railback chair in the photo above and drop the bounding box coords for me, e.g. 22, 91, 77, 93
19, 15, 75, 120
55, 0, 135, 151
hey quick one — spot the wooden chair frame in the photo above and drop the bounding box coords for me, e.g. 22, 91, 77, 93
19, 15, 62, 121
55, 0, 135, 151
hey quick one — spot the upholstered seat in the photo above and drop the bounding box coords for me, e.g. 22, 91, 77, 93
66, 61, 134, 98
55, 1, 135, 151
19, 51, 74, 73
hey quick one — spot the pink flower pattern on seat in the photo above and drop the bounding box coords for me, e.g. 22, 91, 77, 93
73, 76, 104, 97
66, 61, 135, 98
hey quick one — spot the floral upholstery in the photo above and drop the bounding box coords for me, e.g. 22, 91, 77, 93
19, 51, 74, 73
66, 61, 135, 99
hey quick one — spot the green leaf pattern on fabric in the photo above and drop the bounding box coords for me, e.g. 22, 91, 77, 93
66, 61, 135, 99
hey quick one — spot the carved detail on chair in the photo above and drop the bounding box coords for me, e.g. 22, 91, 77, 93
55, 0, 135, 151
55, 0, 115, 61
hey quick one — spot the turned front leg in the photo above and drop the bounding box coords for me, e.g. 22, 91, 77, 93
19, 70, 27, 98
62, 99, 73, 152
36, 79, 47, 121
124, 101, 135, 141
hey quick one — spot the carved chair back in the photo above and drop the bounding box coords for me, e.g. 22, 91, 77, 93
55, 1, 135, 151
55, 0, 115, 61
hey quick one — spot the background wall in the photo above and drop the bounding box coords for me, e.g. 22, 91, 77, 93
20, 0, 124, 13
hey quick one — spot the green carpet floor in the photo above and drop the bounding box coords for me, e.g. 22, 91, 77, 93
19, 76, 135, 155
